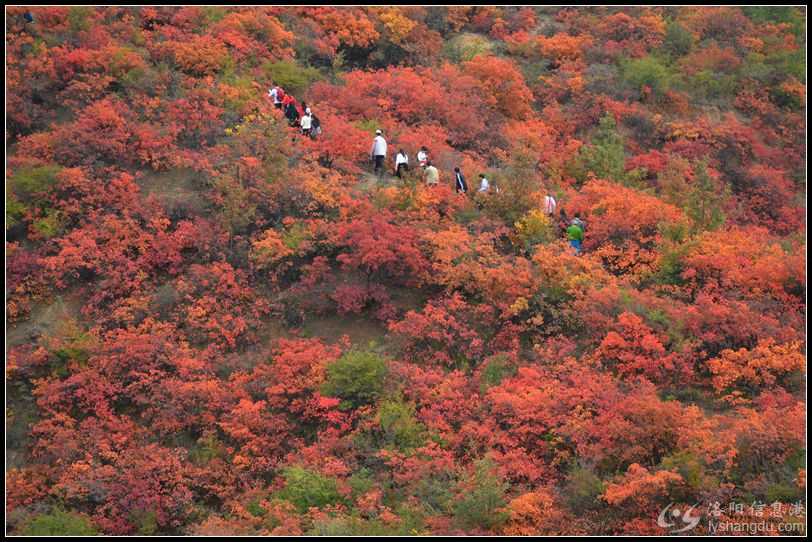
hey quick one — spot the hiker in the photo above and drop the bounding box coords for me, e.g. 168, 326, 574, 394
424, 161, 440, 186
284, 96, 299, 126
453, 167, 468, 194
544, 191, 557, 216
268, 83, 283, 109
23, 11, 34, 24
394, 149, 409, 178
478, 173, 490, 192
370, 129, 387, 179
567, 215, 585, 255
310, 113, 321, 139
571, 213, 586, 233
417, 146, 429, 168
300, 108, 312, 136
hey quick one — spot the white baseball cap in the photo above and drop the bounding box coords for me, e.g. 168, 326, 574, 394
375, 129, 382, 135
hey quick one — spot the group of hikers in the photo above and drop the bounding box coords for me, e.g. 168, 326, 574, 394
264, 87, 586, 254
372, 129, 587, 254
268, 81, 322, 139
373, 131, 498, 194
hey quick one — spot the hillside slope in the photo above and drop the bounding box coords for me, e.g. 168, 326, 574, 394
5, 6, 806, 536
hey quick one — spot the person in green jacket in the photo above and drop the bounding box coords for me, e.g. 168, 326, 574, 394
567, 214, 584, 254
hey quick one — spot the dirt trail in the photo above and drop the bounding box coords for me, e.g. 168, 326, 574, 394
136, 168, 210, 216
7, 290, 85, 348
301, 312, 389, 348
353, 170, 403, 195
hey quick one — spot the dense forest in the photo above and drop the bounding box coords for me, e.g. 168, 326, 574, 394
5, 6, 807, 536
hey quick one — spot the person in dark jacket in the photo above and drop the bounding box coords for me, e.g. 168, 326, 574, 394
310, 114, 321, 139
285, 101, 299, 126
283, 95, 300, 126
453, 167, 468, 194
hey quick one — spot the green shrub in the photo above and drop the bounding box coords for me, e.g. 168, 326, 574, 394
353, 118, 381, 136
130, 509, 158, 536
246, 496, 267, 518
661, 20, 694, 59
444, 33, 494, 63
262, 60, 322, 97
660, 451, 715, 499
321, 350, 388, 410
764, 482, 803, 504
276, 466, 344, 513
347, 468, 376, 498
188, 433, 226, 465
218, 73, 259, 112
479, 354, 517, 393
451, 460, 509, 531
22, 509, 97, 536
310, 507, 426, 536
478, 171, 538, 225
212, 176, 257, 235
33, 208, 63, 239
6, 190, 27, 229
282, 221, 311, 251
567, 114, 626, 184
9, 165, 62, 201
742, 7, 805, 40
621, 55, 674, 98
67, 7, 93, 34
414, 475, 456, 515
685, 160, 727, 232
378, 398, 426, 452
687, 70, 738, 102
563, 465, 605, 512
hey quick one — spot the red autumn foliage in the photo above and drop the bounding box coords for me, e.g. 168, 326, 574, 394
5, 6, 805, 536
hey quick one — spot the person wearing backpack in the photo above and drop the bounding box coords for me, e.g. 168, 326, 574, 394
571, 213, 586, 233
567, 215, 585, 255
453, 167, 468, 194
394, 149, 409, 178
268, 82, 283, 109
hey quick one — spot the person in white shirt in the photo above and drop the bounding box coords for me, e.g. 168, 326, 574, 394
268, 83, 282, 108
394, 149, 409, 178
417, 146, 429, 168
370, 129, 387, 180
544, 192, 557, 215
300, 109, 312, 136
478, 174, 490, 192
